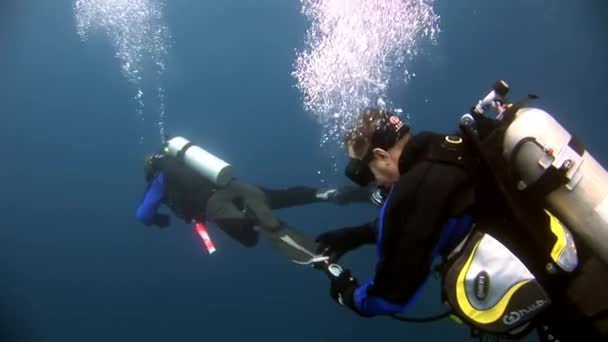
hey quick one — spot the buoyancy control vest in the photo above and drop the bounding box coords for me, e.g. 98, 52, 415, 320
150, 154, 217, 223
406, 125, 580, 338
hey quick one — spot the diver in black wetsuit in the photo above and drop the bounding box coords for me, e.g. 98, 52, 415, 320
315, 108, 608, 341
136, 152, 373, 249
316, 108, 475, 315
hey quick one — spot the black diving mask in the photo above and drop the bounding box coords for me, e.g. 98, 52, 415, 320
344, 112, 410, 187
345, 155, 375, 187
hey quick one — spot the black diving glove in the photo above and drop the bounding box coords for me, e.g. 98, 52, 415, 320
315, 223, 376, 263
154, 214, 171, 229
329, 268, 363, 315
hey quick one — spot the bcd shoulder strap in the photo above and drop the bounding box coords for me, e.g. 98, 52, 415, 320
424, 133, 468, 168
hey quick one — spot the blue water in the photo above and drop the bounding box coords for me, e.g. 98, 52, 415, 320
1, 0, 607, 341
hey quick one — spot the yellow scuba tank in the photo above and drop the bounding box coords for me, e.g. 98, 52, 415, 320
502, 107, 608, 266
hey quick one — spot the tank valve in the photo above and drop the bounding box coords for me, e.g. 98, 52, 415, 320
493, 80, 510, 97
460, 113, 479, 139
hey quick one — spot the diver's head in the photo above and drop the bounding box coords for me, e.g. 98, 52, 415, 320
144, 148, 169, 182
144, 155, 156, 182
343, 108, 410, 188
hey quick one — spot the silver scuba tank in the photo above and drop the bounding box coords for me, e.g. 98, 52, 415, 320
502, 107, 608, 266
165, 136, 234, 187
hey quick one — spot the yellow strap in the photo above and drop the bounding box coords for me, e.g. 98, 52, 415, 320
545, 210, 567, 264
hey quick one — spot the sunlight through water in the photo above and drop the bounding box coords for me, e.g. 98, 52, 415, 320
292, 0, 440, 156
74, 0, 171, 144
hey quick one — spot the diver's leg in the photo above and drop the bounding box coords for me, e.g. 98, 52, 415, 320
230, 180, 325, 263
206, 189, 259, 248
261, 185, 375, 209
228, 180, 281, 231
260, 186, 322, 209
333, 185, 376, 204
214, 219, 260, 248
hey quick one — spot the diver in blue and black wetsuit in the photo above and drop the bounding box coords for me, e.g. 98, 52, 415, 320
316, 109, 475, 315
137, 151, 373, 248
315, 108, 608, 342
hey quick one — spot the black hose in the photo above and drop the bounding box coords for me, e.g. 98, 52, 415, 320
390, 310, 452, 323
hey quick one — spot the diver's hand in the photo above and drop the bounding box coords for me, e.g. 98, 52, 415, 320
329, 268, 359, 311
155, 214, 171, 229
315, 227, 362, 262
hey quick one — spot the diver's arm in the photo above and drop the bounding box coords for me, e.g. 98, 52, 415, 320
333, 184, 377, 205
355, 219, 378, 243
352, 162, 467, 317
136, 173, 170, 227
328, 220, 378, 245
315, 219, 378, 259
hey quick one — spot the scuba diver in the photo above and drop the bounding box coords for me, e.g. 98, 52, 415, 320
136, 136, 373, 263
313, 81, 608, 341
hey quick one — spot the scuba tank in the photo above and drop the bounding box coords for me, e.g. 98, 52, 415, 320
165, 136, 234, 187
462, 81, 608, 267
503, 106, 608, 266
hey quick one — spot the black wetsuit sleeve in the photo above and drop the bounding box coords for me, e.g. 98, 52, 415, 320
345, 220, 378, 245
334, 185, 375, 204
136, 173, 167, 226
366, 161, 469, 305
